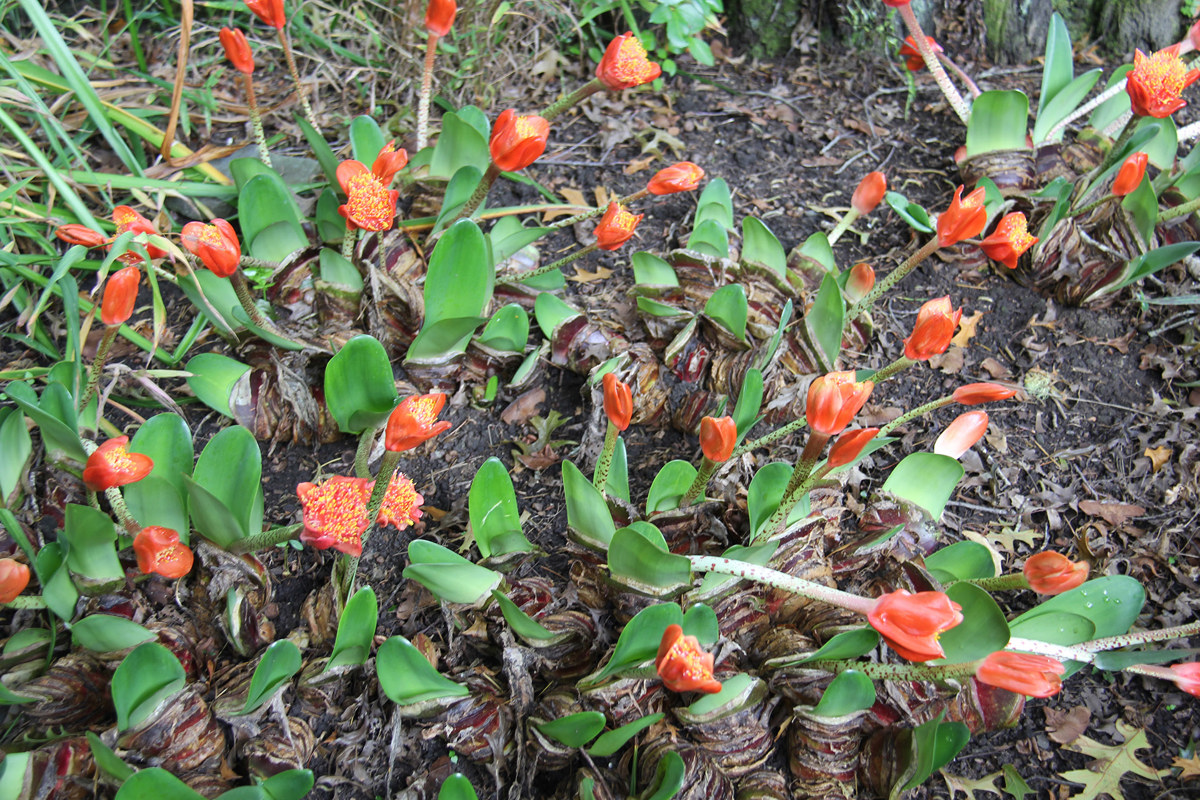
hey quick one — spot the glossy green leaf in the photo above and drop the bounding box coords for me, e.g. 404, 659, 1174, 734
965, 91, 1029, 157
185, 353, 250, 418
469, 458, 526, 559
0, 407, 31, 503
694, 179, 733, 229
241, 640, 301, 714
883, 191, 934, 233
687, 218, 729, 258
534, 292, 581, 338
425, 220, 493, 326
126, 413, 193, 536
60, 502, 122, 582
1092, 648, 1200, 672
747, 462, 811, 541
349, 114, 386, 166
317, 247, 362, 288
328, 586, 378, 669
437, 774, 479, 800
632, 251, 679, 287
536, 711, 606, 748
703, 284, 747, 342
681, 603, 719, 645
429, 111, 490, 179
935, 582, 1009, 663
403, 540, 502, 605
488, 222, 550, 267
880, 452, 964, 520
433, 166, 485, 231
248, 219, 308, 263
731, 368, 762, 444
1011, 576, 1144, 641
636, 296, 689, 318
931, 721, 971, 773
112, 642, 186, 732
181, 476, 245, 549
642, 750, 685, 800
71, 614, 155, 653
792, 627, 881, 665
187, 425, 263, 543
295, 115, 339, 186
87, 731, 136, 781
645, 460, 698, 514
406, 316, 489, 363
1088, 65, 1133, 131
1038, 13, 1074, 112
925, 540, 997, 582
177, 267, 241, 334
684, 674, 761, 718
807, 273, 843, 369
1033, 69, 1100, 144
741, 217, 786, 275
1121, 174, 1158, 249
477, 304, 529, 353
586, 712, 665, 757
376, 635, 470, 706
235, 169, 306, 255
1007, 611, 1096, 655
604, 436, 630, 503
1135, 114, 1177, 170
324, 335, 398, 433
812, 670, 876, 717
756, 299, 793, 372
4, 380, 84, 463
563, 459, 616, 550
579, 603, 683, 688
797, 231, 837, 271
607, 525, 693, 598
1107, 241, 1200, 298
0, 683, 35, 705
0, 752, 30, 794
114, 768, 206, 800
35, 543, 77, 622
258, 770, 315, 800
492, 590, 562, 644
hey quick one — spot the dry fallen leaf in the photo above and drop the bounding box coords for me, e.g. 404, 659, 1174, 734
569, 266, 614, 283
545, 188, 588, 222
623, 154, 657, 174
1078, 500, 1146, 527
1172, 754, 1200, 780
1044, 705, 1090, 745
980, 356, 1011, 379
951, 310, 984, 347
928, 346, 965, 374
1144, 445, 1171, 472
500, 387, 545, 426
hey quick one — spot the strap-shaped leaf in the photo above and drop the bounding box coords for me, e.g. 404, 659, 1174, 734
324, 335, 397, 433
328, 586, 378, 669
111, 642, 186, 732
376, 636, 470, 707
241, 640, 302, 714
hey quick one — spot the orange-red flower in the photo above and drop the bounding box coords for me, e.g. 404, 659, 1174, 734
1126, 47, 1200, 118
1169, 662, 1200, 697
596, 32, 662, 91
385, 393, 452, 452
898, 35, 942, 71
336, 160, 400, 232
647, 162, 704, 195
424, 0, 457, 37
845, 263, 875, 303
937, 185, 987, 248
181, 219, 241, 278
881, 0, 911, 6
377, 472, 425, 530
113, 205, 167, 263
934, 411, 988, 458
100, 266, 141, 327
904, 296, 962, 361
602, 372, 632, 432
244, 0, 285, 29
372, 140, 409, 186
220, 27, 254, 74
827, 428, 879, 469
1023, 552, 1089, 595
1112, 152, 1148, 197
594, 202, 642, 251
0, 559, 30, 604
806, 371, 874, 436
56, 224, 109, 249
979, 212, 1037, 270
851, 171, 887, 215
297, 476, 372, 557
953, 382, 1018, 405
83, 436, 153, 491
868, 590, 963, 662
133, 526, 194, 579
656, 624, 722, 694
489, 109, 550, 172
700, 416, 736, 463
975, 652, 1065, 698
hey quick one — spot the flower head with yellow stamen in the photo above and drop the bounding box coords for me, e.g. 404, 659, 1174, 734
596, 32, 662, 91
1126, 46, 1200, 118
376, 473, 425, 530
297, 476, 373, 557
336, 161, 399, 232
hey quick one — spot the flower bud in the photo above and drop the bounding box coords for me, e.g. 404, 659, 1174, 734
699, 416, 736, 463
220, 27, 254, 74
489, 109, 550, 172
425, 0, 457, 37
100, 266, 141, 326
904, 296, 962, 361
933, 411, 988, 458
851, 171, 886, 215
602, 373, 632, 431
1112, 152, 1148, 197
1023, 552, 1089, 595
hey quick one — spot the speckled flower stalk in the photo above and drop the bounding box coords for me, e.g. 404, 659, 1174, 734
1, 596, 46, 609
417, 35, 440, 151
593, 421, 620, 492
877, 396, 954, 437
688, 555, 876, 615
893, 3, 970, 123
731, 416, 808, 460
277, 28, 319, 132
341, 227, 357, 261
451, 163, 502, 224
228, 268, 282, 333
844, 237, 941, 332
229, 522, 305, 553
242, 73, 272, 168
869, 355, 917, 384
498, 244, 597, 285
548, 189, 650, 229
760, 432, 829, 537
539, 79, 605, 124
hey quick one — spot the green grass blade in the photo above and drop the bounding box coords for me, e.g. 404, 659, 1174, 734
0, 105, 100, 228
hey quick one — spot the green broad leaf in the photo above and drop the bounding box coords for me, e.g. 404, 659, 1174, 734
807, 273, 844, 369
1038, 13, 1075, 113
935, 582, 1010, 663
1033, 69, 1101, 144
605, 436, 630, 503
86, 731, 136, 781
797, 231, 837, 271
1088, 65, 1133, 131
126, 413, 193, 536
349, 114, 386, 166
261, 769, 316, 800
563, 459, 616, 550
424, 220, 493, 325
188, 425, 263, 543
60, 503, 122, 582
317, 248, 363, 289
1092, 648, 1200, 672
1012, 576, 1144, 639
965, 90, 1029, 157
0, 407, 31, 503
114, 768, 206, 800
642, 750, 685, 800
477, 304, 529, 353
0, 683, 36, 704
437, 774, 479, 800
406, 316, 489, 364
376, 635, 470, 706
636, 296, 690, 318
687, 218, 730, 258
536, 711, 606, 748
403, 540, 502, 605
459, 106, 492, 139
1121, 175, 1158, 249
177, 267, 241, 335
607, 525, 693, 598
880, 452, 964, 520
469, 458, 525, 559
731, 369, 763, 444
328, 586, 378, 669
241, 640, 301, 714
1135, 114, 1177, 170
71, 614, 155, 652
1106, 242, 1200, 298
897, 713, 947, 794
295, 115, 339, 186
324, 335, 398, 433
182, 476, 246, 549
491, 590, 562, 644
883, 192, 934, 233
925, 540, 997, 582
931, 722, 971, 774
694, 179, 733, 229
580, 603, 683, 688
488, 223, 550, 267
185, 353, 250, 418
693, 542, 776, 599
811, 670, 876, 718
756, 299, 793, 372
681, 603, 719, 646
747, 462, 811, 541
236, 171, 307, 256
645, 460, 698, 514
0, 752, 30, 794
429, 111, 490, 179
34, 543, 77, 622
704, 284, 748, 342
792, 627, 881, 665
1007, 611, 1095, 648
1032, 176, 1075, 240
741, 217, 786, 275
534, 292, 581, 338
586, 712, 665, 757
4, 381, 85, 463
248, 219, 308, 263
632, 251, 679, 287
111, 642, 186, 732
433, 166, 485, 232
